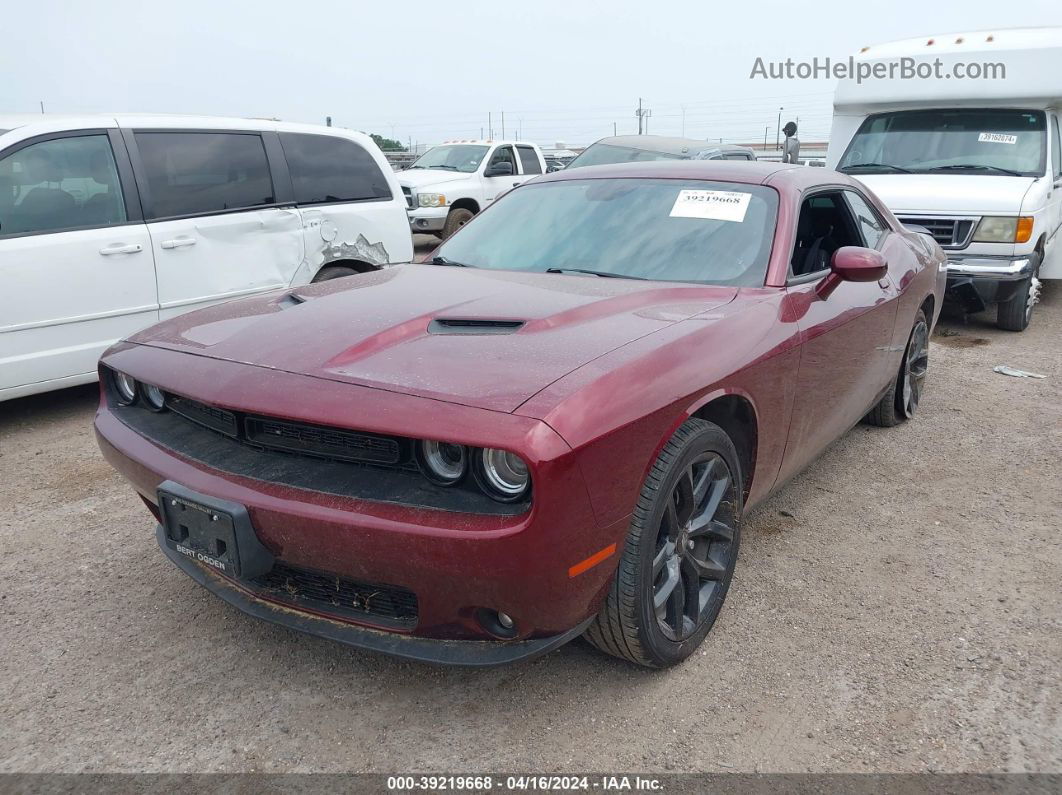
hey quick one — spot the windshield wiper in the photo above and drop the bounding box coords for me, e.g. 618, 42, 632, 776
432, 256, 474, 268
925, 164, 1023, 176
840, 163, 912, 174
545, 267, 646, 280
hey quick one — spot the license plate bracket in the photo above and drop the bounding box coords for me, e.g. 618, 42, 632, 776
157, 481, 274, 579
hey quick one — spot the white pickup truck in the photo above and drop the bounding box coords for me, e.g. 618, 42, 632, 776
398, 140, 546, 237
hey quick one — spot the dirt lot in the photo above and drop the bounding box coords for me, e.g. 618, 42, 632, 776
1, 284, 1060, 774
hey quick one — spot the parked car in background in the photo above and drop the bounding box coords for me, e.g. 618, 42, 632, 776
565, 136, 756, 170
95, 161, 944, 668
397, 140, 547, 238
828, 27, 1062, 331
0, 114, 413, 402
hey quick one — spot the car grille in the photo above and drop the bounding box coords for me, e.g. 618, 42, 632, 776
401, 186, 414, 209
245, 417, 403, 465
898, 216, 977, 249
251, 563, 418, 628
168, 395, 238, 437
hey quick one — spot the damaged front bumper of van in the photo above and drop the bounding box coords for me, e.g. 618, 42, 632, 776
945, 255, 1035, 312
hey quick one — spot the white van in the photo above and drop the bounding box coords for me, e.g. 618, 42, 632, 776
0, 115, 413, 401
827, 29, 1062, 330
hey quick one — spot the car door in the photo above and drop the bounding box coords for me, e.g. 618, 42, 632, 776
0, 130, 156, 399
481, 145, 519, 205
1040, 113, 1062, 278
775, 188, 899, 484
126, 129, 303, 321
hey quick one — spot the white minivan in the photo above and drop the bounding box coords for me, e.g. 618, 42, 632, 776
0, 115, 414, 401
827, 28, 1062, 330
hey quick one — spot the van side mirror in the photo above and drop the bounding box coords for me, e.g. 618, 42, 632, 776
485, 161, 514, 177
815, 246, 887, 298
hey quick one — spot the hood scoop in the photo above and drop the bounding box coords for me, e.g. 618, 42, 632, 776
427, 318, 525, 335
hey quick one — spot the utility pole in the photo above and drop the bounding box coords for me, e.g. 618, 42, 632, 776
764, 126, 768, 151
488, 112, 493, 140
613, 122, 617, 136
501, 111, 505, 139
776, 107, 783, 150
40, 101, 45, 114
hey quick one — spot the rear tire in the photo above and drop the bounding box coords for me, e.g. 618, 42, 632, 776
312, 265, 368, 283
865, 308, 929, 427
585, 419, 743, 668
442, 207, 475, 239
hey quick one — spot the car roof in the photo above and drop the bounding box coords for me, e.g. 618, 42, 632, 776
530, 159, 851, 192
586, 135, 753, 156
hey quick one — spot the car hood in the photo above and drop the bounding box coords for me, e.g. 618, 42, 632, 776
396, 169, 474, 189
128, 266, 738, 413
852, 173, 1036, 215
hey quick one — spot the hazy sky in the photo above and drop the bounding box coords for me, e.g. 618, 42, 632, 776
3, 1, 1060, 148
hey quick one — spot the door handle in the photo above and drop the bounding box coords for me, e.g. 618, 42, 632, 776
99, 243, 143, 255
160, 237, 197, 249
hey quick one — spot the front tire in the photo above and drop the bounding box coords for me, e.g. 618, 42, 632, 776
442, 207, 475, 239
996, 274, 1039, 332
865, 308, 929, 427
585, 419, 743, 668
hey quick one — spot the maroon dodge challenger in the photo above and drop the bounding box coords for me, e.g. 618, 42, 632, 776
95, 161, 945, 668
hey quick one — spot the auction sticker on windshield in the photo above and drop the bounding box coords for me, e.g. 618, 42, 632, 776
978, 132, 1017, 145
670, 189, 751, 222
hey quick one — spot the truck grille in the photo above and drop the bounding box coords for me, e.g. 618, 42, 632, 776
898, 216, 977, 249
251, 563, 418, 628
401, 186, 414, 209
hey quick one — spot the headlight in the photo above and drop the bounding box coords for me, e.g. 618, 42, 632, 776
113, 371, 137, 405
141, 383, 166, 411
475, 448, 530, 502
417, 192, 447, 208
973, 216, 1034, 244
416, 440, 468, 485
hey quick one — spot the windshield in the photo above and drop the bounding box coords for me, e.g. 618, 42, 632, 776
436, 178, 778, 286
839, 109, 1046, 177
408, 145, 489, 173
566, 142, 719, 169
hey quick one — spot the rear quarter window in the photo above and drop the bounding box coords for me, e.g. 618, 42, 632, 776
280, 133, 392, 204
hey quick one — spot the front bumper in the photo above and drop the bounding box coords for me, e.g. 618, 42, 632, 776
94, 345, 626, 664
945, 256, 1033, 312
406, 206, 448, 232
158, 524, 594, 666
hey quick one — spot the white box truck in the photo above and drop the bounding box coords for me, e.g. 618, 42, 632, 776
827, 28, 1062, 330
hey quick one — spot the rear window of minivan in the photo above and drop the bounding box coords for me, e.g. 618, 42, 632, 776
280, 133, 392, 204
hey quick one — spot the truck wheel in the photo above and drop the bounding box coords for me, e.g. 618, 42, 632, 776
585, 418, 742, 668
996, 275, 1039, 332
442, 208, 474, 239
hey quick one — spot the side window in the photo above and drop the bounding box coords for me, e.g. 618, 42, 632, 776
516, 146, 542, 175
0, 135, 127, 237
1053, 116, 1062, 179
790, 191, 865, 278
280, 133, 392, 204
724, 153, 751, 161
844, 191, 888, 249
487, 146, 516, 171
135, 132, 274, 219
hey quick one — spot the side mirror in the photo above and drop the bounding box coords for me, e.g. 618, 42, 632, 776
815, 246, 887, 298
485, 161, 514, 177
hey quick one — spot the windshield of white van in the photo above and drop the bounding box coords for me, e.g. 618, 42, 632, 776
408, 145, 489, 173
838, 109, 1046, 178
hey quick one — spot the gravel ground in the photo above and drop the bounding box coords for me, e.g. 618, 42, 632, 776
1, 283, 1059, 774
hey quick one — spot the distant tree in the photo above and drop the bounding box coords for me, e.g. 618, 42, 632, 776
369, 133, 406, 152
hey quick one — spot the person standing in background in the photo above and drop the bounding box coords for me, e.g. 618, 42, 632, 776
781, 121, 800, 164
